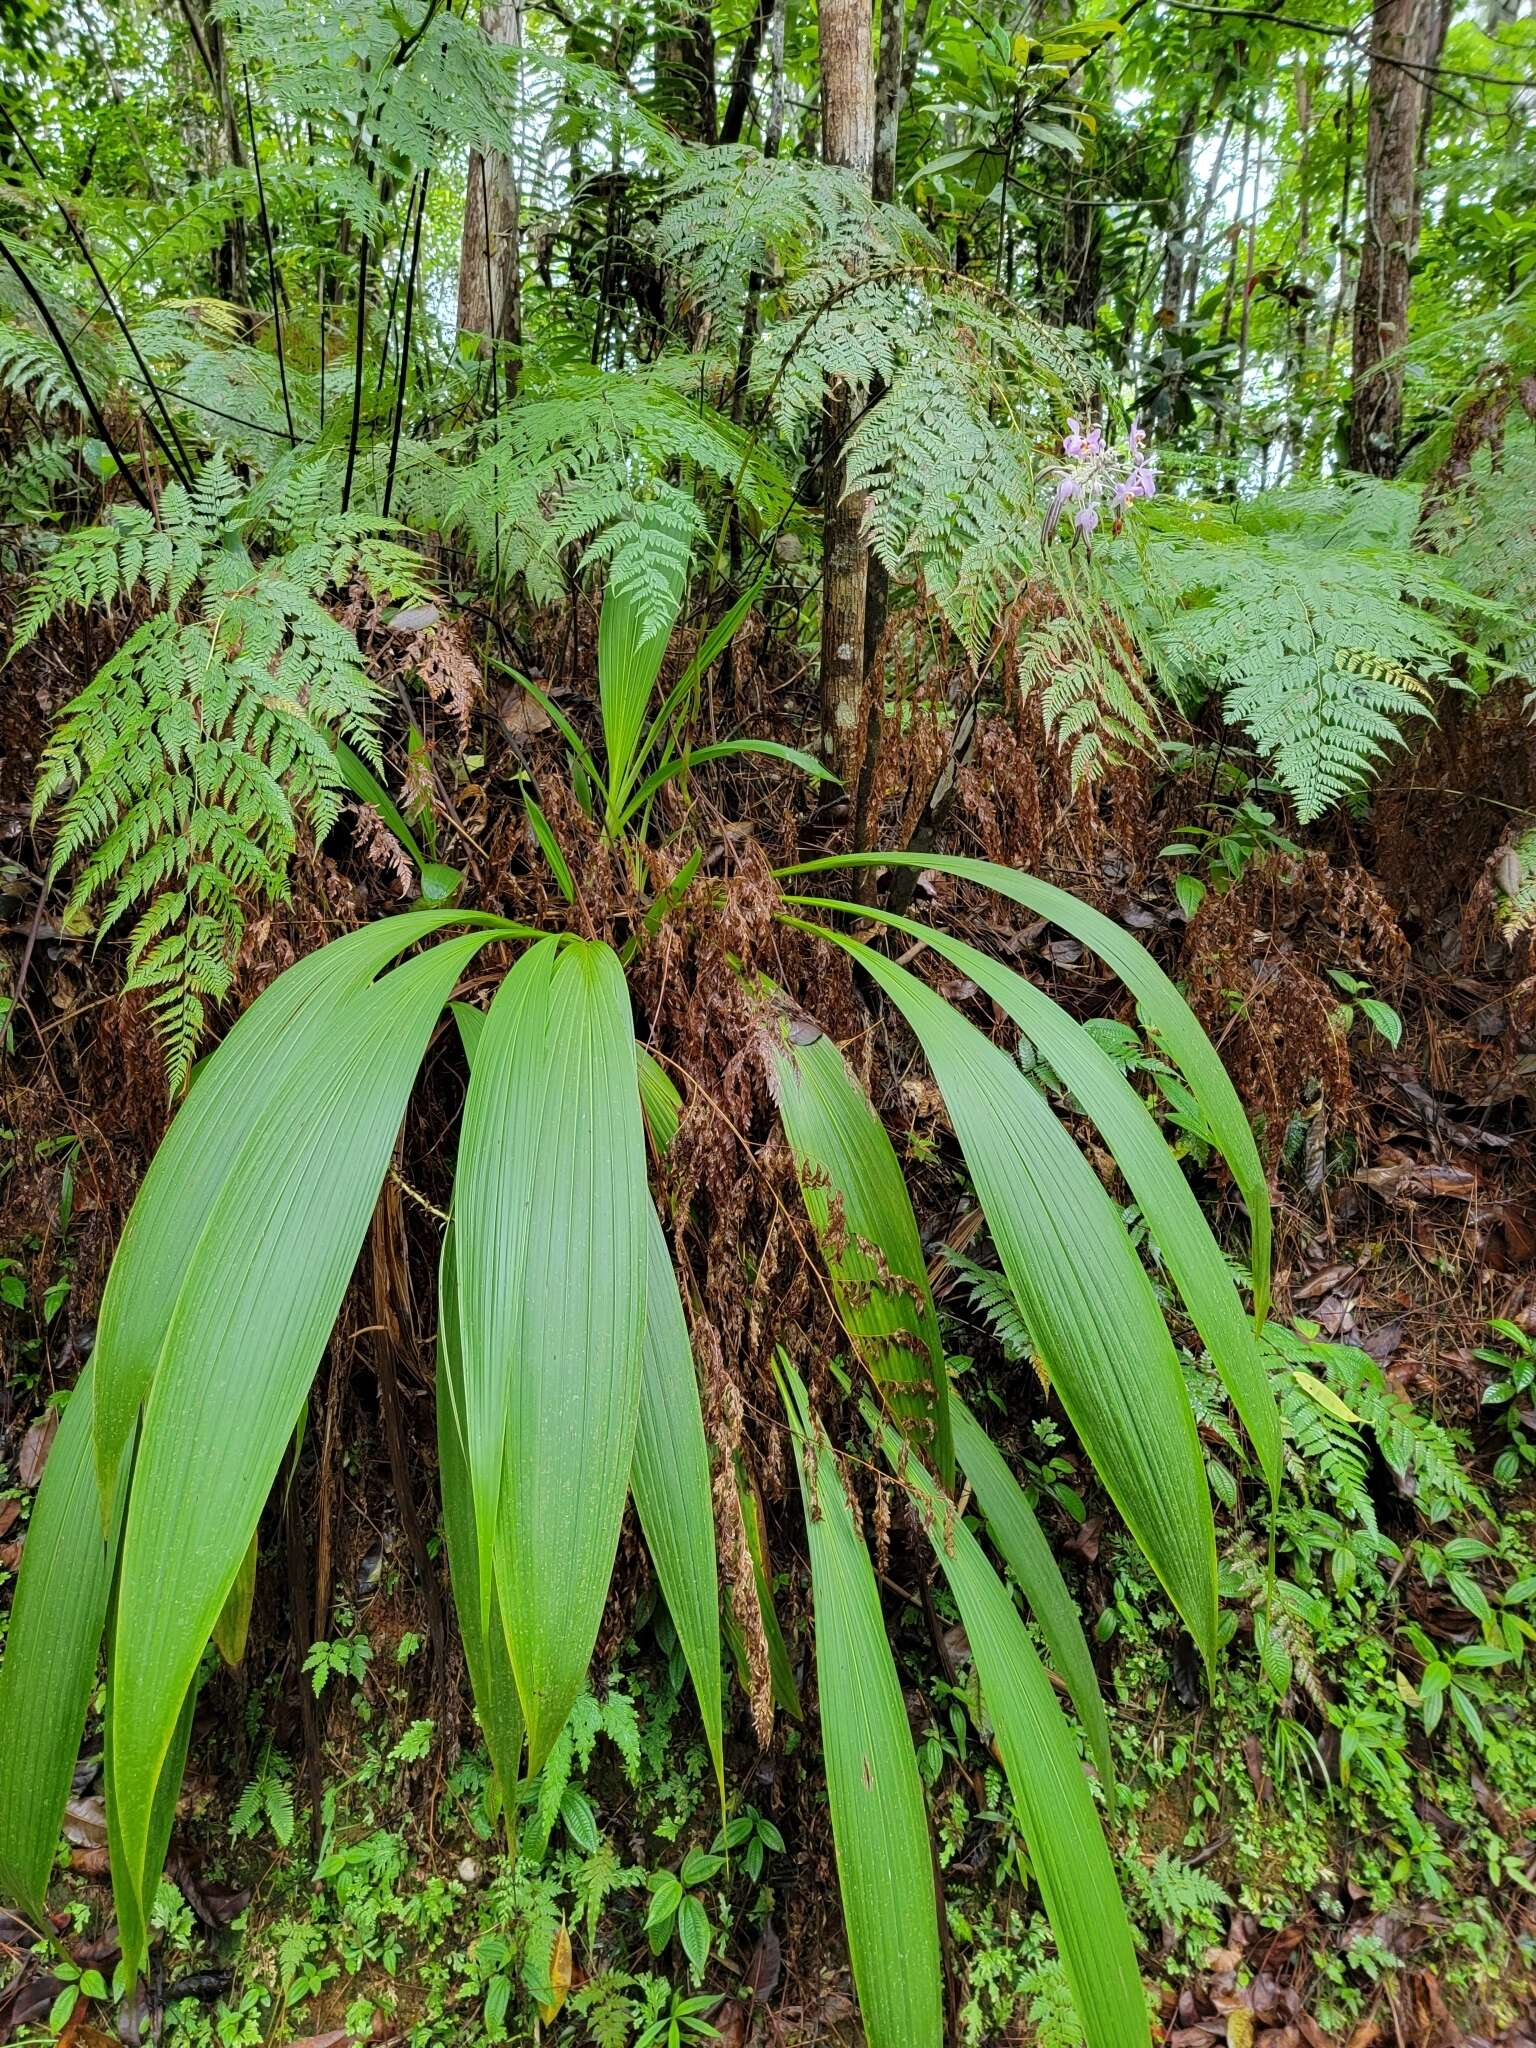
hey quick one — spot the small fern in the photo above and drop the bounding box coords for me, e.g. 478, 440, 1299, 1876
1127, 481, 1493, 818
1494, 822, 1536, 935
1265, 1322, 1487, 1526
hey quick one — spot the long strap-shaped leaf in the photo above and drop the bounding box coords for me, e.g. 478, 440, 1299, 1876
107, 930, 492, 1951
454, 1012, 721, 1788
788, 896, 1280, 1495
437, 1226, 526, 1812
449, 935, 561, 1635
92, 911, 508, 1510
949, 1395, 1115, 1803
778, 1361, 943, 2048
800, 925, 1219, 1667
631, 1211, 725, 1805
0, 1361, 127, 1924
762, 999, 953, 1486
457, 938, 650, 1768
104, 1625, 197, 1980
865, 1403, 1150, 2048
777, 851, 1272, 1322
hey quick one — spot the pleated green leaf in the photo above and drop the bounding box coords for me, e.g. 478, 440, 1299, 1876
598, 544, 686, 828
778, 1360, 943, 2048
788, 897, 1280, 1494
632, 1210, 725, 1803
93, 911, 500, 1512
211, 1530, 258, 1668
0, 1363, 127, 1925
779, 850, 1271, 1321
949, 1395, 1114, 1802
866, 1405, 1150, 2048
106, 929, 492, 1940
763, 999, 953, 1486
437, 1226, 525, 1810
456, 938, 650, 1768
453, 1009, 716, 1782
104, 1649, 197, 1979
449, 935, 561, 1627
807, 927, 1218, 1667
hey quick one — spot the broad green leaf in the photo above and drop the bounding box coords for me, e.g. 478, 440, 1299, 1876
866, 1405, 1150, 2048
804, 927, 1218, 1667
212, 1530, 258, 1668
762, 997, 952, 1485
92, 911, 503, 1512
437, 1226, 525, 1810
949, 1395, 1114, 1802
0, 1364, 126, 1924
637, 1045, 682, 1153
632, 1209, 725, 1804
598, 542, 686, 827
453, 1007, 712, 1782
778, 1362, 943, 2048
788, 897, 1279, 1493
104, 1648, 196, 1978
457, 939, 650, 1767
106, 929, 492, 1933
778, 851, 1271, 1321
451, 936, 560, 1632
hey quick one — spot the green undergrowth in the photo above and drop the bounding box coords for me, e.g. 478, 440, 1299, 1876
7, 1340, 1534, 2048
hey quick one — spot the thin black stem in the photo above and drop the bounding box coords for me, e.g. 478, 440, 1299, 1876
339, 231, 371, 514
242, 66, 295, 442
0, 108, 196, 487
0, 236, 153, 511
382, 170, 428, 519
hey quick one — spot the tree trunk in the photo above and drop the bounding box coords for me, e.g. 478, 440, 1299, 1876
656, 0, 717, 142
181, 0, 248, 304
1349, 0, 1436, 473
719, 0, 776, 145
457, 0, 524, 379
818, 0, 875, 775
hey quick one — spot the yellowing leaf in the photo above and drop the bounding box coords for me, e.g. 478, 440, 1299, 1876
1291, 1368, 1362, 1423
539, 1924, 573, 2022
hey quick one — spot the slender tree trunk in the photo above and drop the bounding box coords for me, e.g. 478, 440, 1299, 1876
457, 0, 524, 382
720, 0, 776, 144
1285, 59, 1315, 476
1349, 0, 1437, 473
657, 0, 717, 141
818, 0, 875, 775
182, 0, 248, 303
851, 0, 908, 853
871, 0, 904, 204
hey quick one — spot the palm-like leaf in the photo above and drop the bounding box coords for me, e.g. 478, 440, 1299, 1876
787, 894, 1280, 1494
779, 850, 1273, 1319
864, 1399, 1150, 2048
802, 925, 1219, 1666
763, 995, 952, 1484
107, 930, 494, 1955
454, 938, 650, 1768
778, 1361, 944, 2048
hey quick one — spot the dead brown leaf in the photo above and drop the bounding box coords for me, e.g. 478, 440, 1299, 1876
19, 1409, 57, 1488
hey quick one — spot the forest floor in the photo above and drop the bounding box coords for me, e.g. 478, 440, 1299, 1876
3, 617, 1536, 2048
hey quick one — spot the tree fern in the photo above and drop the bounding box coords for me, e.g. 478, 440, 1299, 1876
1422, 435, 1536, 689
1125, 483, 1494, 819
26, 453, 419, 1089
0, 318, 80, 421
400, 368, 790, 629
